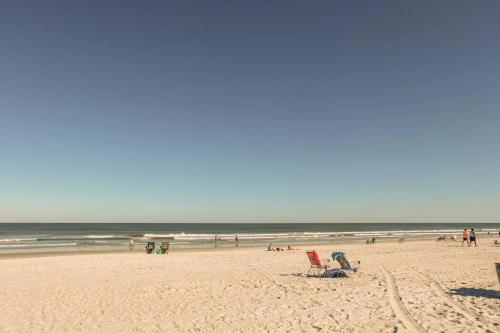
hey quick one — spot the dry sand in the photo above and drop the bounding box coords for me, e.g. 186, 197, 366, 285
1, 240, 499, 332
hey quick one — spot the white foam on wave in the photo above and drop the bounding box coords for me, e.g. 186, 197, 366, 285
143, 232, 329, 240
0, 242, 78, 249
0, 238, 37, 242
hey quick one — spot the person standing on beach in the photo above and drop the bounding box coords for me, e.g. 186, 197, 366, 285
214, 235, 218, 248
462, 229, 469, 246
128, 238, 134, 250
235, 234, 239, 247
469, 228, 477, 247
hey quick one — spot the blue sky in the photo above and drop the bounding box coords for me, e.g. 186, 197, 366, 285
1, 1, 499, 222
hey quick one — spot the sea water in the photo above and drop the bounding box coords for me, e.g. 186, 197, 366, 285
0, 223, 498, 254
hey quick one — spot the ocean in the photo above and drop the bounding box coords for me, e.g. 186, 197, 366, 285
0, 223, 498, 254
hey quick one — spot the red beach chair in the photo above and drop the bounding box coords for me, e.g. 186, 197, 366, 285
306, 250, 331, 276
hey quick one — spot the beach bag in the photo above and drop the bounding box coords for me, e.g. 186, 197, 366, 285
323, 268, 347, 278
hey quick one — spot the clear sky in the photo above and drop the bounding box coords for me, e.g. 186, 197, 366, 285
1, 1, 499, 223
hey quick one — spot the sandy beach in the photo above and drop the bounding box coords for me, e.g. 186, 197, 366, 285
1, 239, 498, 333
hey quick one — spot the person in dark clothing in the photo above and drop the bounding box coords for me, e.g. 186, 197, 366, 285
469, 228, 477, 247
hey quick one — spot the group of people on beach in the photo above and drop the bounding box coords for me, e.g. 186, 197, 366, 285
365, 237, 376, 245
266, 243, 295, 251
462, 228, 477, 247
214, 234, 240, 248
437, 234, 456, 241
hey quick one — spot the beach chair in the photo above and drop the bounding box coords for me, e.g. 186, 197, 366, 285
331, 251, 358, 275
160, 242, 169, 254
145, 241, 155, 254
306, 250, 331, 276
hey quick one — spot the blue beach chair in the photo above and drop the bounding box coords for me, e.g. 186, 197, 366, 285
323, 252, 358, 278
332, 251, 358, 272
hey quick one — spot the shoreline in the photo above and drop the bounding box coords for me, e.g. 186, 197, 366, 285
2, 236, 498, 261
0, 237, 412, 260
1, 223, 497, 258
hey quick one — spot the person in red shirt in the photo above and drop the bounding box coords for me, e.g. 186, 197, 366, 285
462, 229, 469, 246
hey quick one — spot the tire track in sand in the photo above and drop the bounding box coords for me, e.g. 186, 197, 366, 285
381, 266, 427, 333
406, 265, 497, 331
